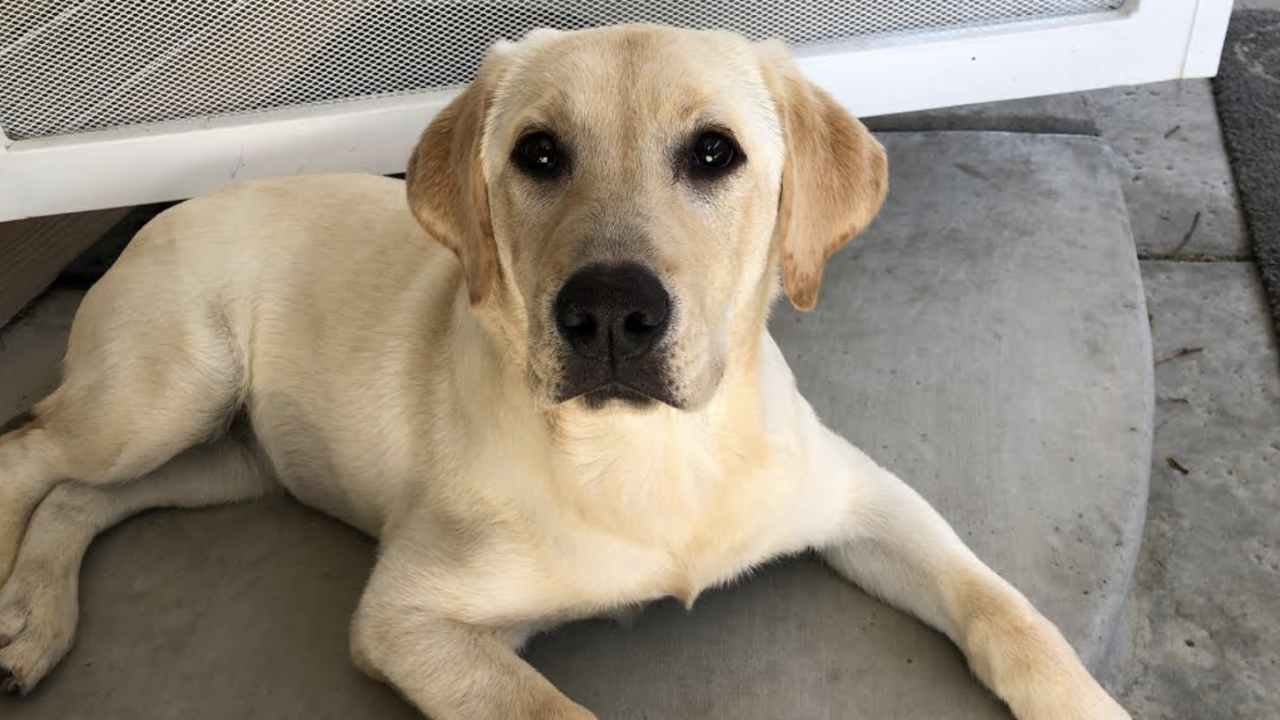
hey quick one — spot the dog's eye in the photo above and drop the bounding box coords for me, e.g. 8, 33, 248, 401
691, 131, 740, 172
513, 132, 561, 177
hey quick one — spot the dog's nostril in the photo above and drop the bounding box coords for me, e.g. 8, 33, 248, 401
560, 307, 591, 330
562, 315, 596, 341
624, 310, 663, 334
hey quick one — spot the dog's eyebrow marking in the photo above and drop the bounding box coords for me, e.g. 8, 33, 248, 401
511, 121, 557, 146
691, 121, 742, 146
673, 98, 706, 122
680, 112, 746, 153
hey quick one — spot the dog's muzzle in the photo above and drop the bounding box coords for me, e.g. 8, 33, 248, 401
553, 263, 678, 407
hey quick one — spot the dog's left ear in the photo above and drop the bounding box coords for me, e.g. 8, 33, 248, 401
405, 47, 510, 306
758, 41, 889, 311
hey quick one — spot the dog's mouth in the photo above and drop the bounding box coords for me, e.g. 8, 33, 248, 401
553, 370, 682, 410
577, 382, 669, 409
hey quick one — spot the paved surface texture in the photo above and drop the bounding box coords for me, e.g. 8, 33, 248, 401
1084, 81, 1250, 259
1117, 262, 1280, 719
0, 133, 1153, 719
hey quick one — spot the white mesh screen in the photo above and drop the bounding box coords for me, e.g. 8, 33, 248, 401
0, 0, 1125, 141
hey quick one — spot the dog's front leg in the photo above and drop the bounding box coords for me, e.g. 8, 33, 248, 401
351, 547, 595, 720
811, 427, 1130, 720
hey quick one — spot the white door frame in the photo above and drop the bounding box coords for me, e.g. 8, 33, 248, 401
0, 0, 1234, 221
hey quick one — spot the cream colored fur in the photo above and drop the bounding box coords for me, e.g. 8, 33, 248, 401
0, 25, 1130, 720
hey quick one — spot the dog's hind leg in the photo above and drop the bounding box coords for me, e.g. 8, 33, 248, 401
0, 431, 276, 695
0, 413, 51, 587
0, 248, 250, 586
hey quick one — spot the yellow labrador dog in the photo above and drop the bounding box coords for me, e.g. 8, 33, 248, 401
0, 25, 1128, 720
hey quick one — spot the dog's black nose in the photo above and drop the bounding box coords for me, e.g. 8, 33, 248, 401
555, 264, 670, 363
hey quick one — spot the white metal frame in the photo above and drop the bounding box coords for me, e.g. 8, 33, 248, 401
0, 0, 1234, 221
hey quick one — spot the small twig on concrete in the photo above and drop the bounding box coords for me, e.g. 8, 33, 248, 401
1155, 346, 1204, 365
1163, 124, 1182, 139
1166, 457, 1190, 475
1172, 211, 1202, 254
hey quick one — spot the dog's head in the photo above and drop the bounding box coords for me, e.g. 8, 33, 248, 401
407, 25, 887, 412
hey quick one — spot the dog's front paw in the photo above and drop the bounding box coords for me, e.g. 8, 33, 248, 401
0, 566, 77, 696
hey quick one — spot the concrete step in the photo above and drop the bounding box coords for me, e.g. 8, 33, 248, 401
0, 132, 1152, 719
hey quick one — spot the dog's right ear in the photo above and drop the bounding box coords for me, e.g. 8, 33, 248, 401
405, 48, 510, 306
756, 40, 888, 312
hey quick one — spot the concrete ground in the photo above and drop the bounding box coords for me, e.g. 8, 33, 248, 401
1094, 7, 1279, 707
1083, 10, 1280, 711
1121, 262, 1280, 719
1097, 85, 1280, 718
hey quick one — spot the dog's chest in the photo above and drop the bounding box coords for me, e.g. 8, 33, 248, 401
542, 446, 799, 609
479, 503, 787, 622
428, 403, 816, 625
